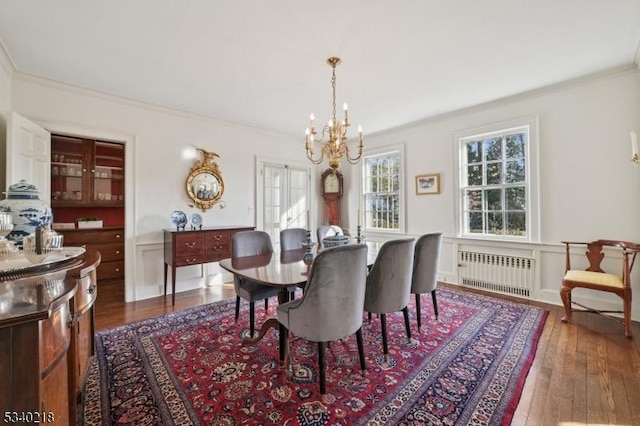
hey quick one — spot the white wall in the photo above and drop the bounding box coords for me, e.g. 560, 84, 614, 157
0, 44, 12, 193
10, 74, 307, 301
343, 67, 640, 319
8, 61, 640, 323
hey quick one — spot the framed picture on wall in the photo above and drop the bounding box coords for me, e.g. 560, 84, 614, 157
415, 173, 440, 195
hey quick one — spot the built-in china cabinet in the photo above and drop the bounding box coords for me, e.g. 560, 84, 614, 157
51, 135, 124, 206
50, 134, 126, 290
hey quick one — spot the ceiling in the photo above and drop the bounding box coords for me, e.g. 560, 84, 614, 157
0, 1, 639, 138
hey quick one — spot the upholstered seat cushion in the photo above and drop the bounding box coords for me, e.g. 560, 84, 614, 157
564, 270, 623, 288
235, 277, 279, 301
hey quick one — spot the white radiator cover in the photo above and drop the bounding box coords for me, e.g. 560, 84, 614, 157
457, 250, 534, 298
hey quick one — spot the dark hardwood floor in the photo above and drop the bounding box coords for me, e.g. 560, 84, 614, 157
95, 280, 640, 425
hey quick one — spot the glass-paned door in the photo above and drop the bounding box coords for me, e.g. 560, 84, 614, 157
260, 162, 310, 250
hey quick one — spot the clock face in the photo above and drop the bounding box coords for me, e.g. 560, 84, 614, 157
324, 173, 340, 193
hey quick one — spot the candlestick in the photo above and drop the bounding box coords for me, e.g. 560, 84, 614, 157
631, 131, 639, 165
357, 209, 361, 227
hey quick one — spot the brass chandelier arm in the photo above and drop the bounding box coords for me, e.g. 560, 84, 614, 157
343, 143, 365, 164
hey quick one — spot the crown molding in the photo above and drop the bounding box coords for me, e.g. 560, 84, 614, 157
12, 71, 298, 141
367, 64, 639, 139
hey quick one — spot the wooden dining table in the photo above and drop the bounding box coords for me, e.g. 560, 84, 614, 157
219, 241, 381, 362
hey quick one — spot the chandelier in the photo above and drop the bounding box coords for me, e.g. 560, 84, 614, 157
305, 57, 364, 170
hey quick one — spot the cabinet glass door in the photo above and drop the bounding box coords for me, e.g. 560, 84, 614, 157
93, 142, 124, 205
51, 136, 85, 204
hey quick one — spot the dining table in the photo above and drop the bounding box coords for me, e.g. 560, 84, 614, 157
219, 240, 381, 363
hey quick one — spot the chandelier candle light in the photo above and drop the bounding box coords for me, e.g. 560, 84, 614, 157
305, 57, 364, 170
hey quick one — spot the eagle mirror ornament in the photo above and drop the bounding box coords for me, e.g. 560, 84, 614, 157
186, 149, 225, 212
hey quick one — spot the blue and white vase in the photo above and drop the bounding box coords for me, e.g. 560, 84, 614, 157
0, 180, 53, 248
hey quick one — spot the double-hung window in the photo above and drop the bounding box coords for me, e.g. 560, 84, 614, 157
362, 145, 404, 233
457, 117, 539, 242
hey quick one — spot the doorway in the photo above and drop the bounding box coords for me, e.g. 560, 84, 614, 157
257, 159, 311, 250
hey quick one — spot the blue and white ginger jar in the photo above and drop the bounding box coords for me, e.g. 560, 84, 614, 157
0, 180, 53, 248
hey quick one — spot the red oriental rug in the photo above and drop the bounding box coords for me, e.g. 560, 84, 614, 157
80, 288, 547, 425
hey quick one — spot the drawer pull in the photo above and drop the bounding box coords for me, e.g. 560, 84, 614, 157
116, 234, 121, 239
87, 284, 96, 295
116, 250, 120, 254
184, 242, 197, 248
185, 258, 197, 265
213, 235, 223, 241
115, 268, 120, 272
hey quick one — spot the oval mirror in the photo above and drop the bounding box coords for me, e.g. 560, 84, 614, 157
186, 149, 225, 211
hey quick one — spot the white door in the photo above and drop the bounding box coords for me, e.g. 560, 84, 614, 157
6, 112, 51, 201
258, 161, 311, 250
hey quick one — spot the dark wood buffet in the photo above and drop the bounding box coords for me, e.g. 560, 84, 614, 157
0, 250, 100, 424
164, 226, 254, 305
57, 227, 124, 282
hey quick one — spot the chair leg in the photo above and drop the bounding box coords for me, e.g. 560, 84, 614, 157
431, 290, 439, 320
402, 307, 411, 342
624, 289, 632, 338
380, 313, 388, 355
318, 341, 326, 394
235, 296, 240, 322
249, 302, 255, 337
415, 293, 422, 329
368, 312, 372, 322
356, 328, 366, 372
560, 285, 572, 323
264, 298, 269, 311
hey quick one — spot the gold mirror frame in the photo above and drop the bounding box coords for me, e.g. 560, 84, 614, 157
186, 149, 225, 211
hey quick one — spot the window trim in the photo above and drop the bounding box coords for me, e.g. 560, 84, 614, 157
360, 143, 406, 235
453, 116, 540, 243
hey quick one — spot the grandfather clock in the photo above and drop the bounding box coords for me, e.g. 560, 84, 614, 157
320, 168, 343, 226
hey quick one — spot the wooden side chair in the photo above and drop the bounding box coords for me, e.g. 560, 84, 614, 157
560, 239, 640, 337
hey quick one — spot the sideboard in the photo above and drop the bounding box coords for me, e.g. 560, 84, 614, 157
163, 226, 254, 305
0, 250, 100, 424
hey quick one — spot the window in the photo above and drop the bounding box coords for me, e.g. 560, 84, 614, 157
362, 145, 404, 233
457, 117, 539, 241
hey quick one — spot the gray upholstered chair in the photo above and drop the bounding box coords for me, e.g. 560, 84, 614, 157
411, 233, 442, 329
276, 244, 368, 394
316, 225, 343, 248
232, 231, 280, 337
279, 228, 308, 252
364, 238, 416, 356
279, 227, 308, 296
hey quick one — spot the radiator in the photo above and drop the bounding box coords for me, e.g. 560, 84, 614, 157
457, 251, 534, 298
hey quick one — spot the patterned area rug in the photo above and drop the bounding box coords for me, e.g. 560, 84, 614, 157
81, 288, 547, 425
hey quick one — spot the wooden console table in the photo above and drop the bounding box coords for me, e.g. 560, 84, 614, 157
163, 226, 254, 305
